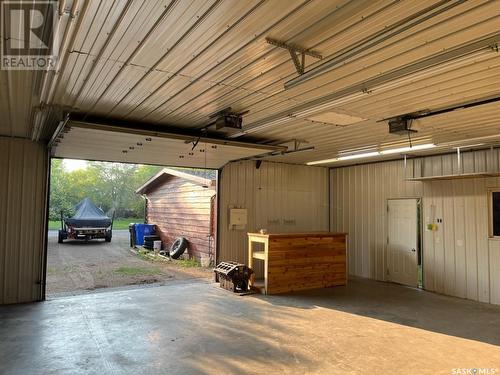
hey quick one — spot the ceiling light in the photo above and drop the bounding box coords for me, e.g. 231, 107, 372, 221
307, 157, 338, 166
380, 143, 435, 155
338, 151, 380, 160
307, 151, 379, 165
307, 144, 436, 165
452, 143, 485, 149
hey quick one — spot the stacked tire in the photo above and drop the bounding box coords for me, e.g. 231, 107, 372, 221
144, 235, 161, 250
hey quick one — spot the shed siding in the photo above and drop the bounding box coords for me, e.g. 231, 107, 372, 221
0, 138, 48, 304
331, 151, 500, 305
218, 160, 329, 276
146, 176, 215, 260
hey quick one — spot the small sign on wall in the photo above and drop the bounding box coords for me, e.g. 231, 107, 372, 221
229, 208, 247, 230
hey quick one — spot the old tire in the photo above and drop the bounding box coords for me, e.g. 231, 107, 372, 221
169, 237, 188, 259
237, 280, 248, 292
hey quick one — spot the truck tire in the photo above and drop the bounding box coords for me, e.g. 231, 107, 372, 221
58, 230, 64, 244
169, 237, 188, 259
105, 231, 112, 242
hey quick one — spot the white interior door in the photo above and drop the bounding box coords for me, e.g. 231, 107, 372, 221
387, 199, 418, 287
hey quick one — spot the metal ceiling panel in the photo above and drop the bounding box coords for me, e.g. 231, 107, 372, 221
3, 0, 500, 169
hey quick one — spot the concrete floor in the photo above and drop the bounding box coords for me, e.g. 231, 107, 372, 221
0, 278, 499, 375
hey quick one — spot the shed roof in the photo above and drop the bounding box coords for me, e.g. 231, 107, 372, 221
136, 168, 216, 194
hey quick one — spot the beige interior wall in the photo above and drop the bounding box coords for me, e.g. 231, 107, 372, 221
0, 137, 48, 304
218, 160, 330, 276
331, 151, 500, 305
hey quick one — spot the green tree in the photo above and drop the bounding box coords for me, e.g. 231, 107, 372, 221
49, 159, 74, 220
49, 160, 162, 220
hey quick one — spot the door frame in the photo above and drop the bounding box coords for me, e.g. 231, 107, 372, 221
386, 197, 423, 289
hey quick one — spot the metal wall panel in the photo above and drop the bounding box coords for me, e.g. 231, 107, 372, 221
0, 138, 48, 304
331, 150, 500, 305
218, 160, 329, 275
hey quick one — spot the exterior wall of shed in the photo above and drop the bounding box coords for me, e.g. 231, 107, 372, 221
218, 160, 329, 277
146, 176, 216, 261
330, 149, 500, 305
0, 138, 48, 304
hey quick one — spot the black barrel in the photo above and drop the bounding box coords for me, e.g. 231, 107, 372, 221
129, 224, 136, 247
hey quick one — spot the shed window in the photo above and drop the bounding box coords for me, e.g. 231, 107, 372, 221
490, 191, 500, 237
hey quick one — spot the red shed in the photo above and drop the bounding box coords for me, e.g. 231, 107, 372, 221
136, 168, 217, 263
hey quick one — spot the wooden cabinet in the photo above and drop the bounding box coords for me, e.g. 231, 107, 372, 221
247, 232, 347, 294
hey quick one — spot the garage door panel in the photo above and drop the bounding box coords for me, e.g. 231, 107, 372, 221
51, 121, 282, 169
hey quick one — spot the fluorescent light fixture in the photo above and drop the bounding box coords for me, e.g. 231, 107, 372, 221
307, 151, 379, 165
307, 144, 436, 165
307, 158, 338, 166
380, 143, 435, 155
452, 143, 485, 149
338, 151, 380, 160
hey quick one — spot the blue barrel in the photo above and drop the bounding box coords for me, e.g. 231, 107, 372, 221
134, 224, 155, 246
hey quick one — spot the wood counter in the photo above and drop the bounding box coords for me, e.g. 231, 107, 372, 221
247, 232, 347, 294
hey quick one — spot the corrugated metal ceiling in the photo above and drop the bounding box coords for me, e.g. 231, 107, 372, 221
2, 0, 500, 166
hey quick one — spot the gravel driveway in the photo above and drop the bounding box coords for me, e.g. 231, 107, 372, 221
46, 230, 212, 296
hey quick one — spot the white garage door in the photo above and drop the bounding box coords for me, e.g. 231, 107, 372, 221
51, 120, 284, 169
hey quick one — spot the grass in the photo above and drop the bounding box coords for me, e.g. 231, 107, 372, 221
176, 258, 200, 268
114, 266, 162, 276
48, 218, 144, 231
136, 248, 200, 268
136, 250, 152, 261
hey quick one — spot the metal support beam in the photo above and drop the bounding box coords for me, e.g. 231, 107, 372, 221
266, 38, 322, 76
48, 112, 69, 148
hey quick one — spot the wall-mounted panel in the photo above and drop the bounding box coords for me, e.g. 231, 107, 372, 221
219, 161, 329, 271
0, 138, 48, 304
331, 150, 500, 305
